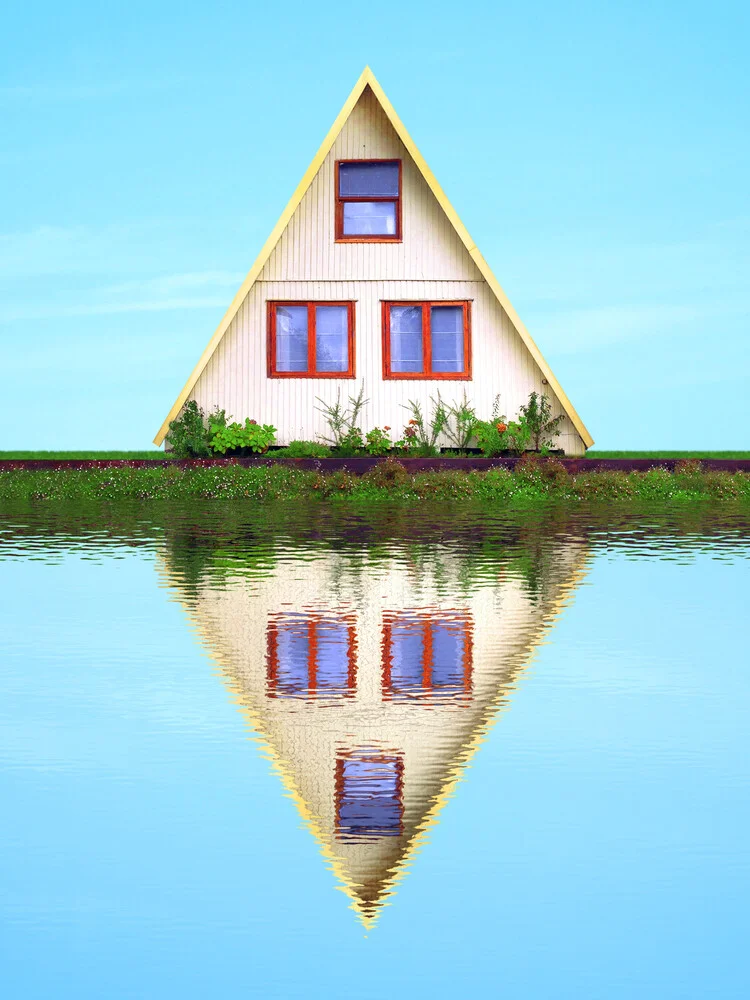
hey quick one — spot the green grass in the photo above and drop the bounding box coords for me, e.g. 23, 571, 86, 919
2, 450, 749, 461
0, 451, 171, 460
586, 450, 750, 459
1, 461, 749, 505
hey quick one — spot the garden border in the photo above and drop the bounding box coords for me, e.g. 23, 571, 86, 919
3, 457, 750, 473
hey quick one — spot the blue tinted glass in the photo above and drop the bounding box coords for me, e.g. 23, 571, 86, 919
338, 161, 399, 197
431, 306, 464, 373
274, 621, 309, 694
337, 755, 402, 840
431, 623, 466, 691
389, 306, 423, 373
315, 620, 351, 689
342, 201, 397, 236
275, 306, 308, 372
389, 621, 425, 692
315, 306, 348, 373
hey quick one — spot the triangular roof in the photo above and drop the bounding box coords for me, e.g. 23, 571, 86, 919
154, 66, 593, 448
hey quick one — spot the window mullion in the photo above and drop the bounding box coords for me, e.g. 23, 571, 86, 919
307, 303, 315, 375
422, 303, 431, 377
423, 622, 433, 689
308, 620, 317, 691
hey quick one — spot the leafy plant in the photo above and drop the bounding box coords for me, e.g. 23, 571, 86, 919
504, 417, 532, 455
336, 426, 365, 457
472, 395, 509, 457
519, 392, 564, 451
443, 392, 477, 450
210, 419, 276, 455
274, 440, 332, 458
316, 382, 368, 449
365, 426, 393, 455
166, 401, 227, 458
401, 397, 448, 456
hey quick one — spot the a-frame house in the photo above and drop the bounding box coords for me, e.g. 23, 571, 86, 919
154, 67, 592, 455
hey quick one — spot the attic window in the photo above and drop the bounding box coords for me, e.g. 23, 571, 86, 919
336, 160, 401, 241
382, 301, 471, 379
268, 302, 355, 377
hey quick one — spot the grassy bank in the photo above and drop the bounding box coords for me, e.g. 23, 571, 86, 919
1, 459, 749, 504
586, 450, 750, 459
0, 450, 171, 460
3, 450, 750, 461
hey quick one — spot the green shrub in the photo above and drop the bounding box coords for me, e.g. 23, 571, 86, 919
274, 440, 332, 458
518, 392, 564, 452
364, 427, 393, 456
210, 419, 276, 455
361, 458, 411, 489
165, 402, 230, 458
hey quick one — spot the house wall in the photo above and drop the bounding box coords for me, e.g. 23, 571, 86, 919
189, 87, 586, 455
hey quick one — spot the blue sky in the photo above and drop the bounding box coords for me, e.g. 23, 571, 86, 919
2, 0, 748, 449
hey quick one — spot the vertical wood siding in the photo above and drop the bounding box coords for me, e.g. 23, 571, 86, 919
189, 87, 585, 455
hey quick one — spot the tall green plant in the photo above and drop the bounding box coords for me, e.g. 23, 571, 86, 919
316, 382, 369, 450
519, 392, 564, 451
443, 392, 477, 450
401, 396, 448, 456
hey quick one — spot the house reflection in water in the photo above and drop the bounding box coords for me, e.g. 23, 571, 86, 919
162, 532, 588, 925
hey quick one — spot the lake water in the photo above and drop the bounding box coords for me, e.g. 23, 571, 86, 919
1, 503, 749, 999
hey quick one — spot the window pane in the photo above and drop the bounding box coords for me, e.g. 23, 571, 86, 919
275, 306, 308, 372
339, 161, 399, 197
431, 623, 466, 692
431, 305, 464, 373
337, 755, 403, 840
389, 305, 423, 373
342, 201, 397, 236
274, 619, 310, 695
389, 620, 425, 693
315, 306, 349, 373
315, 620, 351, 689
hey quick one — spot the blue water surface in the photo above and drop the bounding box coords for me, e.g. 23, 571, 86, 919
0, 504, 748, 999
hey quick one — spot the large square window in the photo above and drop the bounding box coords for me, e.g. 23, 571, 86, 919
382, 302, 471, 379
382, 611, 472, 700
268, 302, 355, 378
266, 613, 357, 698
336, 160, 401, 241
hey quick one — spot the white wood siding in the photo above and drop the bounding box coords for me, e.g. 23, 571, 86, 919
189, 87, 585, 455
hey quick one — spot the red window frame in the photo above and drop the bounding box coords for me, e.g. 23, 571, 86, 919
335, 159, 402, 243
382, 610, 473, 699
267, 301, 356, 378
334, 752, 405, 840
266, 612, 358, 698
381, 301, 472, 380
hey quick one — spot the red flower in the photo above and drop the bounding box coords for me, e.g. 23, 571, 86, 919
383, 425, 390, 431
496, 422, 507, 433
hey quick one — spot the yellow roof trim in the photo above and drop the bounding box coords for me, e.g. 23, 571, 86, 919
154, 66, 593, 449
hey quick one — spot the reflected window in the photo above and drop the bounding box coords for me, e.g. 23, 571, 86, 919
335, 752, 404, 840
383, 611, 472, 700
267, 613, 356, 698
336, 160, 402, 241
